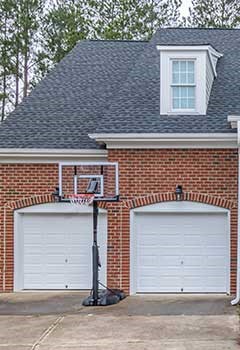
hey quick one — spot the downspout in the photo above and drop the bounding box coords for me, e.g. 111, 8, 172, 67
231, 121, 240, 305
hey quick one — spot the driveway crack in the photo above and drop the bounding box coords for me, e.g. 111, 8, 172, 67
31, 315, 64, 350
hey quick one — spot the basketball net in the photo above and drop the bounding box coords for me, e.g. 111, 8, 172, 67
69, 194, 95, 206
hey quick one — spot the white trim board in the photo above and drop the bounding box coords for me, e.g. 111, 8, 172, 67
89, 133, 237, 149
130, 201, 230, 295
0, 149, 107, 163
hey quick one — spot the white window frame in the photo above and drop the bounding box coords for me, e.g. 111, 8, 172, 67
170, 58, 196, 113
159, 49, 207, 115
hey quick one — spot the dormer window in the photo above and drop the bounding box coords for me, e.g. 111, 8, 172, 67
157, 45, 223, 115
171, 60, 195, 111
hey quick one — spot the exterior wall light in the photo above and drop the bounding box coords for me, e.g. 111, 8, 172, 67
175, 185, 183, 201
52, 187, 60, 202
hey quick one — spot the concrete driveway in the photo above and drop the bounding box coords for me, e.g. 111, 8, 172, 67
0, 293, 239, 349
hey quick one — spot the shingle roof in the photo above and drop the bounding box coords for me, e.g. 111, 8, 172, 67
0, 28, 239, 149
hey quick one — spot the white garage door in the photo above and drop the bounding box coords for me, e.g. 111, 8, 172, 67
133, 209, 229, 293
22, 213, 107, 289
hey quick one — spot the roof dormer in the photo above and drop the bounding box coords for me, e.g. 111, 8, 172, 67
157, 45, 223, 115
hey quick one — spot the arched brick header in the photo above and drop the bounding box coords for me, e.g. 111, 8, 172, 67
5, 194, 55, 210
5, 194, 109, 211
122, 192, 236, 210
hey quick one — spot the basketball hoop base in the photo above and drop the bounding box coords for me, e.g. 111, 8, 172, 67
82, 288, 126, 306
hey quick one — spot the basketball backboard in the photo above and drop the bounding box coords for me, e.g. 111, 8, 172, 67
58, 161, 119, 202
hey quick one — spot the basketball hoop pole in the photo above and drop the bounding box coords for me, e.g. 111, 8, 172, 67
92, 199, 99, 306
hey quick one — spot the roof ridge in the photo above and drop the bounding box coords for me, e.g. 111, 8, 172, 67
163, 26, 240, 31
86, 39, 149, 43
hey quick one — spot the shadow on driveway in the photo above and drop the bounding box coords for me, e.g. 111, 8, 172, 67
0, 292, 237, 316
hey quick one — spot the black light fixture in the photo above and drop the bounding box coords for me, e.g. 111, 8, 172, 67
175, 185, 183, 201
52, 187, 60, 202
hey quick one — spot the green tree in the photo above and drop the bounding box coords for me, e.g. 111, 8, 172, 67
90, 0, 182, 40
0, 0, 16, 120
17, 0, 45, 97
39, 0, 182, 75
39, 0, 90, 73
186, 0, 240, 27
0, 0, 45, 120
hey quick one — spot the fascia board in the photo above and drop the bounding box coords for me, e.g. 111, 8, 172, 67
0, 148, 107, 163
89, 133, 237, 149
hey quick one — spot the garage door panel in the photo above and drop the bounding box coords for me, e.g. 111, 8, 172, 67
139, 255, 183, 267
183, 256, 204, 266
67, 233, 90, 244
138, 233, 182, 245
22, 212, 107, 290
24, 234, 42, 244
139, 266, 182, 276
44, 264, 66, 274
138, 276, 182, 292
183, 234, 202, 246
203, 234, 226, 246
204, 247, 226, 256
134, 211, 228, 293
45, 246, 66, 256
67, 264, 91, 272
207, 256, 226, 266
183, 266, 224, 276
24, 245, 43, 254
139, 255, 158, 266
158, 256, 182, 266
24, 254, 43, 265
138, 247, 183, 256
206, 276, 226, 287
24, 265, 43, 273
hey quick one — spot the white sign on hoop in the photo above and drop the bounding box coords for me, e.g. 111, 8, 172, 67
69, 194, 95, 207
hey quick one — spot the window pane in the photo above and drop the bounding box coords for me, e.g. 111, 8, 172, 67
180, 61, 186, 71
180, 87, 187, 98
173, 98, 180, 109
188, 72, 194, 84
172, 61, 179, 73
188, 98, 195, 109
172, 87, 179, 97
180, 72, 187, 84
172, 86, 195, 110
187, 61, 194, 72
172, 73, 179, 84
181, 99, 188, 109
188, 86, 195, 98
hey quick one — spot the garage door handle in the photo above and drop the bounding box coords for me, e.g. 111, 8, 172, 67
65, 259, 68, 263
181, 261, 184, 264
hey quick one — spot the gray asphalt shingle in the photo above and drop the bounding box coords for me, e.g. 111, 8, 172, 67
0, 28, 239, 149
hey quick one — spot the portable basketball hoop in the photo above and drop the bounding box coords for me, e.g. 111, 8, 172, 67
54, 161, 125, 306
69, 193, 95, 206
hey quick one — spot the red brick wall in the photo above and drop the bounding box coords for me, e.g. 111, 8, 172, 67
107, 149, 238, 294
0, 164, 58, 291
0, 149, 238, 294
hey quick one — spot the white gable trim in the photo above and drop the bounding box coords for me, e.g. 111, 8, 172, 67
228, 115, 240, 129
157, 45, 222, 56
89, 133, 237, 149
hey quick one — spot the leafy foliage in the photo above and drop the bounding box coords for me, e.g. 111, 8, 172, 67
89, 0, 182, 40
0, 0, 45, 120
186, 0, 240, 27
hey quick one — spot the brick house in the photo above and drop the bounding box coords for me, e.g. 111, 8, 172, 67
0, 28, 240, 303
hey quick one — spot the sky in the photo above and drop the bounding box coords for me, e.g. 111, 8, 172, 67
180, 0, 192, 17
